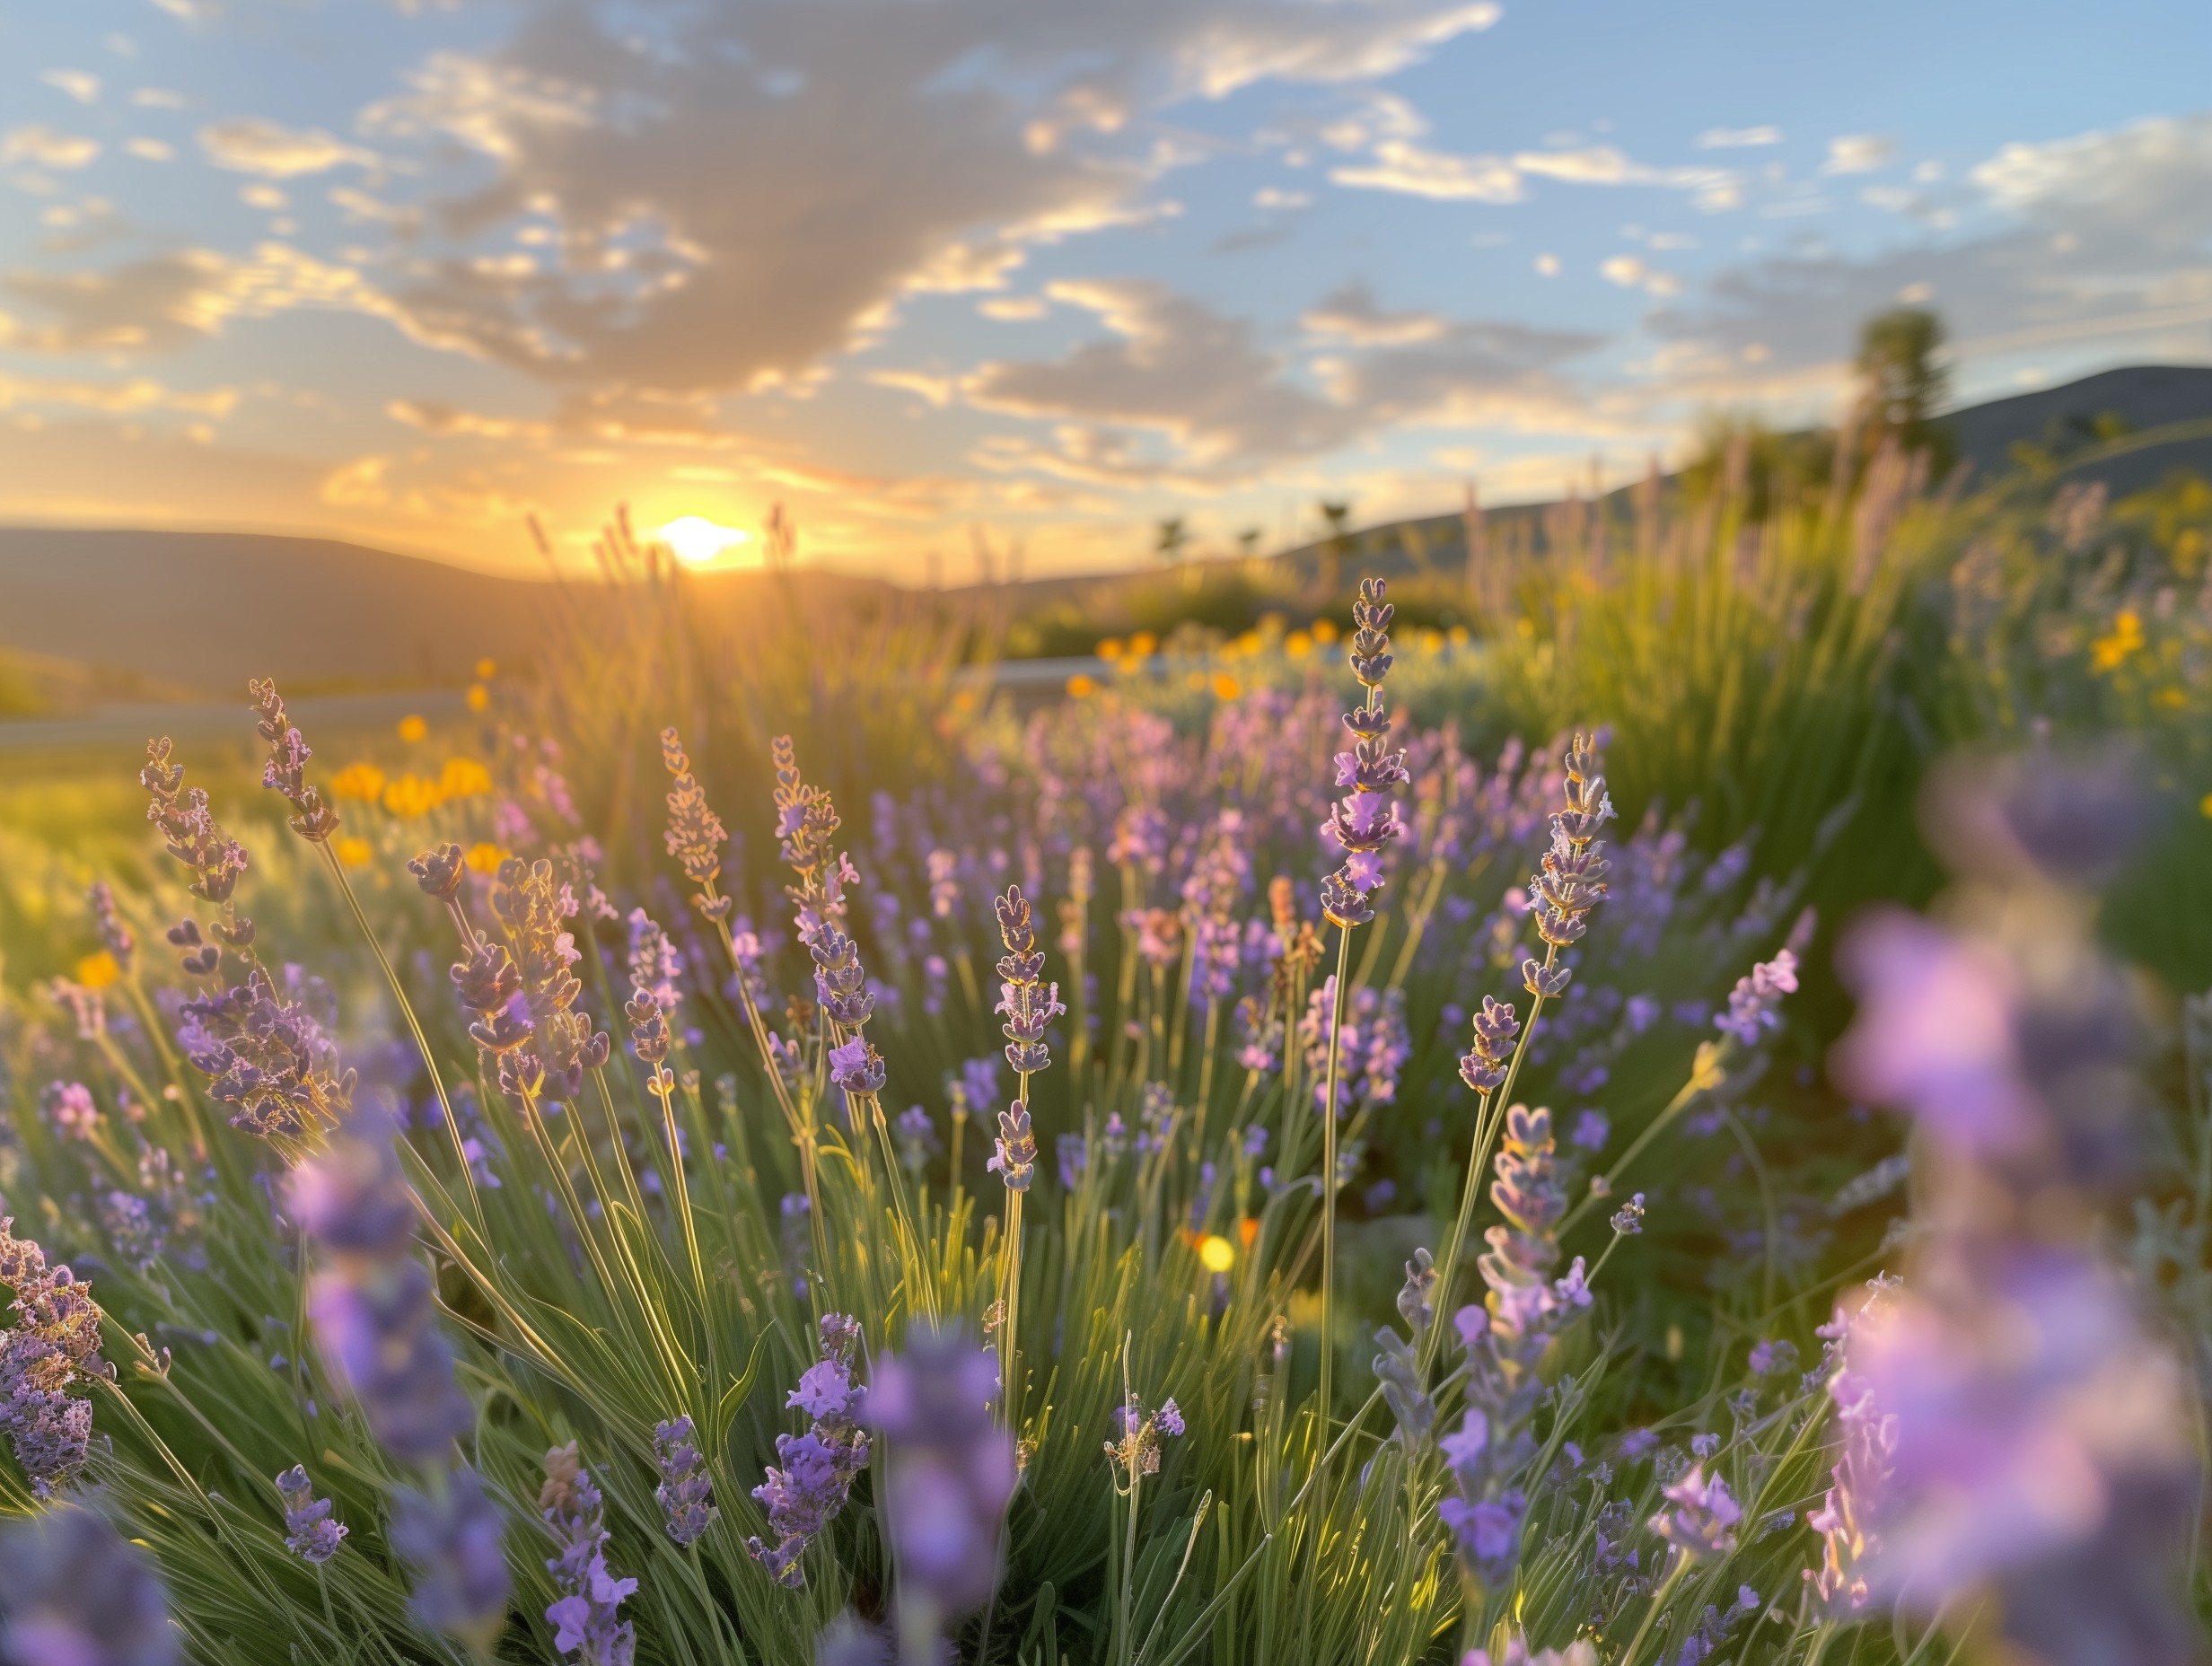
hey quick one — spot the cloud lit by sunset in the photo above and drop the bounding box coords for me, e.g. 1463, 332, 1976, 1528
1, 1, 2208, 578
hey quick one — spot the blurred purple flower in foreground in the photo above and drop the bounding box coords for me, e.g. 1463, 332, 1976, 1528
0, 1506, 176, 1666
861, 1326, 1016, 1662
1826, 748, 2199, 1666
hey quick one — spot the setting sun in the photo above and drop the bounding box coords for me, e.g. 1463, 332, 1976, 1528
658, 516, 749, 567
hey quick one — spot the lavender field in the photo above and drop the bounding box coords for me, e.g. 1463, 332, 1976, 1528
0, 431, 2208, 1666
5, 1, 2212, 1660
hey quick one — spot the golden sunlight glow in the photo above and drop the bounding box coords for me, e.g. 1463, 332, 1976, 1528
660, 515, 750, 566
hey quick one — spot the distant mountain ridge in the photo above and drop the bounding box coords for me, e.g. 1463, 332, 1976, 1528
3, 364, 2208, 700
1262, 363, 2212, 580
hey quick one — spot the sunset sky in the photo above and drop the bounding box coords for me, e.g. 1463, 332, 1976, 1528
3, 0, 2210, 579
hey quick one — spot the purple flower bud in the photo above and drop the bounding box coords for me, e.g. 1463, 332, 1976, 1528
541, 1443, 637, 1665
1650, 1465, 1741, 1558
828, 1036, 886, 1096
0, 1505, 176, 1666
391, 1468, 511, 1646
654, 1416, 718, 1546
987, 1102, 1036, 1193
861, 1328, 1015, 1625
276, 1465, 348, 1565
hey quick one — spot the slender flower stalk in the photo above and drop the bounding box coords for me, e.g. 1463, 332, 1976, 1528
1313, 576, 1408, 1441
1426, 735, 1612, 1371
992, 884, 1060, 1445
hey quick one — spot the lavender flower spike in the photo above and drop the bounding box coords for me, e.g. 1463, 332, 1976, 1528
542, 1443, 638, 1666
276, 1465, 348, 1564
1715, 947, 1799, 1045
994, 886, 1064, 1077
861, 1326, 1017, 1657
391, 1467, 511, 1650
660, 727, 733, 919
654, 1416, 719, 1546
291, 1109, 475, 1463
749, 1314, 871, 1588
1650, 1465, 1742, 1558
988, 1102, 1036, 1192
249, 678, 340, 841
0, 1216, 106, 1498
0, 1505, 178, 1666
1320, 577, 1409, 928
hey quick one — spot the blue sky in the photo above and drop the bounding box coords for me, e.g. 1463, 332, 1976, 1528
2, 0, 2208, 577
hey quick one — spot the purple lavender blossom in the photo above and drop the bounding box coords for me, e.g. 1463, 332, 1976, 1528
1055, 1132, 1087, 1190
542, 1443, 637, 1666
1105, 1390, 1186, 1479
1714, 949, 1799, 1045
987, 1101, 1036, 1192
0, 1505, 177, 1666
391, 1468, 511, 1647
293, 1111, 474, 1463
249, 679, 340, 842
749, 1314, 870, 1589
87, 881, 135, 973
1610, 1193, 1646, 1235
275, 1465, 347, 1564
177, 967, 350, 1136
0, 1218, 104, 1498
140, 738, 249, 905
1569, 1109, 1609, 1151
1804, 1282, 1896, 1616
40, 1082, 98, 1142
828, 1036, 886, 1097
861, 1327, 1016, 1630
993, 886, 1065, 1077
810, 920, 875, 1029
1523, 732, 1612, 993
653, 1416, 719, 1546
1649, 1465, 1742, 1558
659, 728, 732, 917
489, 857, 612, 1103
625, 908, 685, 1011
1457, 995, 1520, 1094
1319, 578, 1409, 928
1832, 910, 2039, 1154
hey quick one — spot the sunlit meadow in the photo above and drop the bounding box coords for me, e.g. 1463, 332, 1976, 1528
2, 432, 2210, 1666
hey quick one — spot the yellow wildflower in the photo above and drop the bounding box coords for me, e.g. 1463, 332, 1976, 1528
438, 757, 493, 800
329, 761, 387, 802
1128, 630, 1158, 658
397, 714, 428, 743
1198, 1234, 1236, 1274
465, 842, 508, 874
74, 951, 120, 990
1066, 674, 1097, 698
2089, 609, 2144, 672
1311, 618, 1339, 644
475, 657, 497, 680
1285, 630, 1312, 659
1097, 637, 1125, 662
382, 773, 443, 820
1210, 672, 1242, 701
466, 683, 490, 713
335, 836, 374, 869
